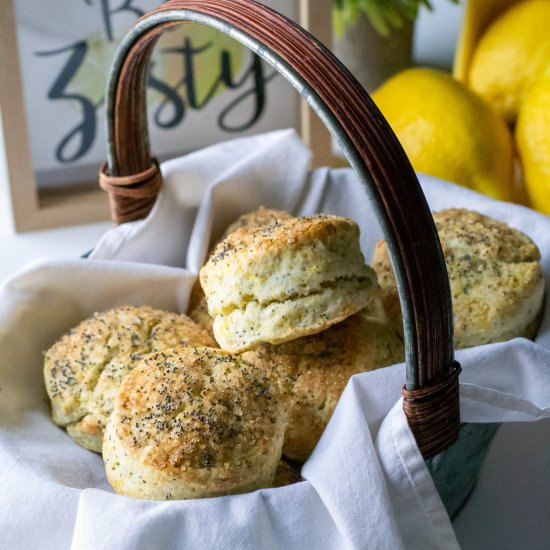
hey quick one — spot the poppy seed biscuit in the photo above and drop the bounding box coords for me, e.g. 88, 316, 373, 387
103, 346, 286, 500
189, 207, 293, 337
242, 297, 404, 462
200, 215, 378, 352
372, 208, 545, 349
44, 306, 216, 452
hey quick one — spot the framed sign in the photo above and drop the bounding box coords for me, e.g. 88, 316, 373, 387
0, 0, 331, 231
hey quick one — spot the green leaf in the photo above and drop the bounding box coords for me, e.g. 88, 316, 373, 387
333, 0, 459, 35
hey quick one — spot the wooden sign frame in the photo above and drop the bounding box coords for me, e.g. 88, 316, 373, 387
0, 0, 331, 232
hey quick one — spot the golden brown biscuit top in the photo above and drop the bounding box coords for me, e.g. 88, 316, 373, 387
221, 206, 293, 240
433, 208, 540, 263
44, 306, 216, 424
206, 214, 360, 265
112, 346, 284, 475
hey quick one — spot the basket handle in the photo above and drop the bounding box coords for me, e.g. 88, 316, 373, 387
99, 0, 459, 459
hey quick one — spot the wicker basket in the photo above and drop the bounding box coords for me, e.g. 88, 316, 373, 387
98, 0, 492, 518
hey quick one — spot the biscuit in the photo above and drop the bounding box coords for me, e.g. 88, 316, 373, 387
103, 346, 286, 500
272, 459, 302, 488
44, 306, 216, 452
242, 296, 404, 462
372, 208, 545, 349
188, 280, 214, 336
200, 215, 378, 352
189, 207, 293, 337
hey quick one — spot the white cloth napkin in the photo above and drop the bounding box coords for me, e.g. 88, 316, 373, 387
1, 129, 549, 550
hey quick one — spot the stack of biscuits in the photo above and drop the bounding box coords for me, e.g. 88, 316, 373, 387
44, 206, 544, 500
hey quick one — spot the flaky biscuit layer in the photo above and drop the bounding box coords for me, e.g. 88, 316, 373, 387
213, 279, 375, 352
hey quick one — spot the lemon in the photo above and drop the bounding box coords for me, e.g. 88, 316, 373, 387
516, 72, 550, 215
467, 0, 550, 125
372, 67, 515, 202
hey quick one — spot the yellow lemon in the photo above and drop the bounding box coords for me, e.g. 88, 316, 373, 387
516, 72, 550, 215
372, 67, 516, 202
467, 0, 550, 125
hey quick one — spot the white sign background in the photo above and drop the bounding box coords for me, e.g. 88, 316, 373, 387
14, 0, 298, 187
